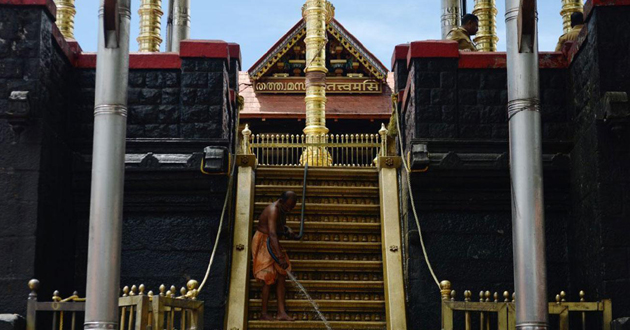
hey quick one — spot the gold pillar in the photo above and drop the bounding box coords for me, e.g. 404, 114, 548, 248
54, 0, 76, 39
473, 0, 499, 52
300, 0, 334, 166
137, 0, 164, 52
560, 0, 583, 34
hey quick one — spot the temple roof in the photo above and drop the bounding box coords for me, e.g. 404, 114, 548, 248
248, 18, 388, 81
239, 72, 394, 119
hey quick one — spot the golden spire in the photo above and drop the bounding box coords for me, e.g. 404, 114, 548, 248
473, 0, 499, 52
560, 0, 583, 34
53, 0, 76, 39
137, 0, 164, 52
300, 0, 334, 166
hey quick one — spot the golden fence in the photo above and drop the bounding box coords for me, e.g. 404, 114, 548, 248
26, 279, 203, 330
440, 281, 612, 330
240, 124, 389, 167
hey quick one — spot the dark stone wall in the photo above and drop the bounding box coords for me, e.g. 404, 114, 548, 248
400, 56, 573, 329
568, 6, 630, 319
0, 6, 76, 314
70, 56, 236, 329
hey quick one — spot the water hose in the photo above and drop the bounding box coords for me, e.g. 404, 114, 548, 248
267, 163, 309, 263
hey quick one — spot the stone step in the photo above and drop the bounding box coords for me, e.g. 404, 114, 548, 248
279, 241, 381, 254
255, 203, 380, 215
249, 280, 384, 293
248, 320, 387, 329
255, 185, 379, 198
289, 260, 383, 272
256, 221, 381, 234
256, 167, 379, 182
248, 299, 385, 312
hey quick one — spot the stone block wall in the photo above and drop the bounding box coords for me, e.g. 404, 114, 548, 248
568, 3, 630, 319
394, 42, 573, 329
0, 3, 77, 314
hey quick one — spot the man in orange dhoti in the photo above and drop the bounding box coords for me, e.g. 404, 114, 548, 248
252, 191, 298, 322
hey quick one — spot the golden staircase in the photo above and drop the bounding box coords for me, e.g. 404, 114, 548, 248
247, 166, 388, 330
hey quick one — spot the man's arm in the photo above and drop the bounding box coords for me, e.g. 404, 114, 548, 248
555, 34, 566, 52
268, 208, 289, 269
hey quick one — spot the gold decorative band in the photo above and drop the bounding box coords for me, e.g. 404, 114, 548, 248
137, 0, 164, 52
54, 0, 76, 39
473, 0, 499, 52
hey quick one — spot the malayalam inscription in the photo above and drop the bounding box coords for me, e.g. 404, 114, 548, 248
254, 77, 382, 94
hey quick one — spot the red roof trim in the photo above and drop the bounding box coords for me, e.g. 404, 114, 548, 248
228, 43, 242, 66
585, 0, 630, 21
407, 40, 460, 68
391, 44, 410, 70
51, 24, 80, 65
76, 53, 182, 69
458, 52, 567, 69
0, 0, 56, 18
248, 19, 306, 74
180, 40, 229, 59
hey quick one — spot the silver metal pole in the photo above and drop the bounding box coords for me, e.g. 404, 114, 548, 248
84, 0, 131, 329
504, 0, 549, 329
170, 0, 190, 52
441, 0, 461, 39
166, 0, 174, 52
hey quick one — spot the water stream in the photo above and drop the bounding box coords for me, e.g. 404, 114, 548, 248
287, 271, 333, 330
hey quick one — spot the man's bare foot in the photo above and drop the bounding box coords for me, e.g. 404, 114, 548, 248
276, 313, 295, 321
260, 313, 275, 321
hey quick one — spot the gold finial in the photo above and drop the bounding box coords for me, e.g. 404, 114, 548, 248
493, 292, 498, 302
180, 287, 187, 298
139, 284, 145, 296
187, 279, 199, 291
512, 292, 516, 302
122, 286, 129, 297
53, 291, 61, 302
28, 279, 40, 299
464, 290, 472, 302
148, 291, 154, 297
556, 294, 561, 304
130, 285, 138, 296
53, 0, 76, 39
440, 280, 452, 300
560, 291, 566, 302
159, 284, 166, 297
450, 290, 456, 301
479, 291, 484, 302
484, 291, 491, 302
170, 285, 177, 298
137, 0, 164, 52
579, 291, 585, 302
503, 291, 510, 302
166, 290, 172, 297
379, 123, 388, 137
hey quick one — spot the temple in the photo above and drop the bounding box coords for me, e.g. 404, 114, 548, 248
1, 0, 630, 329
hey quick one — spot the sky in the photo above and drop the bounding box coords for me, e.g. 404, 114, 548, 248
74, 1, 565, 70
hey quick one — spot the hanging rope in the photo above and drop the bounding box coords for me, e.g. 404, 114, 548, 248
393, 97, 441, 289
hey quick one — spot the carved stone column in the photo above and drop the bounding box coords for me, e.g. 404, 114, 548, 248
473, 0, 499, 51
54, 0, 76, 39
138, 0, 163, 52
560, 0, 583, 34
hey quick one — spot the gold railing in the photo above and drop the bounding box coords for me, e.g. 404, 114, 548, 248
240, 124, 389, 167
440, 281, 612, 330
26, 279, 203, 330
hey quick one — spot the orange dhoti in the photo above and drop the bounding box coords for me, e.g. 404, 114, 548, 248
252, 231, 292, 285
